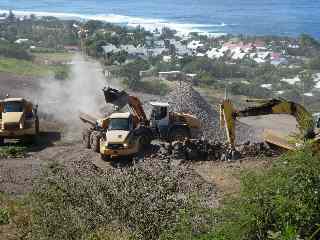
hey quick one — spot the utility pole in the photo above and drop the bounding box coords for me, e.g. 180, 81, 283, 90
299, 70, 309, 107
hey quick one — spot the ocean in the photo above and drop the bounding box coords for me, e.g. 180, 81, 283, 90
0, 0, 320, 38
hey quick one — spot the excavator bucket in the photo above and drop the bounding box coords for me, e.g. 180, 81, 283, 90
220, 99, 236, 148
103, 87, 129, 109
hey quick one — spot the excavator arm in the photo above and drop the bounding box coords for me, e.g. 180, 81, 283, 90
103, 87, 149, 126
220, 98, 315, 149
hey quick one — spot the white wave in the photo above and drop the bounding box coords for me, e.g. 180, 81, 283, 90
0, 9, 229, 36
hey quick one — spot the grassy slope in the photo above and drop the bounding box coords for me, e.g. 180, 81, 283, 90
32, 52, 74, 62
0, 52, 73, 77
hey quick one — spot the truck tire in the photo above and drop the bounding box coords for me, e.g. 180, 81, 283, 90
90, 131, 102, 153
169, 127, 190, 142
82, 129, 92, 149
137, 134, 151, 152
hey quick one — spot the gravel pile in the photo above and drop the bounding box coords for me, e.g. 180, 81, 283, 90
166, 82, 225, 140
166, 82, 262, 144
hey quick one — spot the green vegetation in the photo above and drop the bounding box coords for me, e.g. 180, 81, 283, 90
119, 58, 150, 87
0, 57, 70, 78
0, 40, 32, 60
0, 145, 27, 158
32, 52, 74, 62
205, 146, 320, 240
0, 14, 78, 48
0, 207, 10, 225
308, 56, 320, 70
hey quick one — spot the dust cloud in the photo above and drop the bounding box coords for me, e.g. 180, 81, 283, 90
36, 54, 109, 140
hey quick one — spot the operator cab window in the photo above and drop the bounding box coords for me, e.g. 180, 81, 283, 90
108, 118, 130, 131
4, 102, 23, 113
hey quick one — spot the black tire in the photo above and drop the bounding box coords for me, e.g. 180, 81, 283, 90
82, 129, 92, 149
90, 131, 101, 153
169, 127, 190, 142
0, 137, 4, 146
138, 134, 150, 151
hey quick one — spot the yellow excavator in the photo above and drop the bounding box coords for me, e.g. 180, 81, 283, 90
220, 98, 320, 151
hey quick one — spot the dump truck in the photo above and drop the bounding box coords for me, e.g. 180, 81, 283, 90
81, 111, 152, 159
80, 87, 201, 159
0, 97, 39, 144
220, 98, 320, 151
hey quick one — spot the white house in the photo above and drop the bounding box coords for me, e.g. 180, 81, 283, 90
14, 38, 29, 44
187, 40, 204, 51
206, 48, 224, 59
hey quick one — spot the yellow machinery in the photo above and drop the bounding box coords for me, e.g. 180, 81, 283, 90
0, 97, 39, 144
220, 98, 319, 150
80, 87, 201, 159
103, 87, 201, 142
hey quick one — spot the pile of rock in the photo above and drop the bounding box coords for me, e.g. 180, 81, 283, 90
158, 139, 278, 162
159, 139, 238, 161
166, 82, 226, 141
166, 82, 261, 144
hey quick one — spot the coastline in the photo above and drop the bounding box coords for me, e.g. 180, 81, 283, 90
0, 9, 227, 37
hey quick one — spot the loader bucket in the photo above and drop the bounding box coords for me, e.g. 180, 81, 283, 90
103, 87, 129, 109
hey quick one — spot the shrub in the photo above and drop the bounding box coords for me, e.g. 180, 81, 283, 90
0, 145, 27, 158
212, 146, 320, 240
54, 65, 70, 80
0, 207, 10, 225
0, 41, 32, 60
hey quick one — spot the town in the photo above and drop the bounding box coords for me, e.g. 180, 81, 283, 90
1, 10, 320, 111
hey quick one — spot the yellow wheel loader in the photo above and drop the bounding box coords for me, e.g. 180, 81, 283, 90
0, 97, 39, 144
220, 98, 319, 151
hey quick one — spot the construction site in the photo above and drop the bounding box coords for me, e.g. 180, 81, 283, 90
0, 53, 317, 188
1, 54, 320, 239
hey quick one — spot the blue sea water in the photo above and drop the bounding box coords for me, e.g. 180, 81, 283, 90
0, 0, 320, 38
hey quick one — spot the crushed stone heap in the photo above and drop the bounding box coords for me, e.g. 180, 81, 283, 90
166, 82, 261, 144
